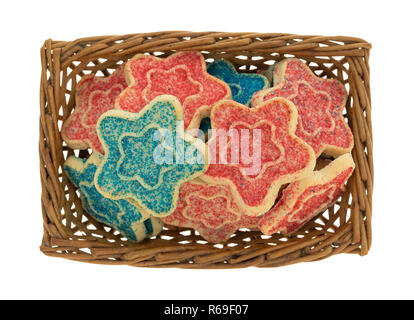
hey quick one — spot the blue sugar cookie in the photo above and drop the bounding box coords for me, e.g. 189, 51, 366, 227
95, 95, 208, 217
263, 64, 276, 86
207, 59, 269, 106
64, 152, 163, 242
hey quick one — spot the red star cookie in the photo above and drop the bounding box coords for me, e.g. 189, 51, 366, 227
251, 58, 354, 157
162, 180, 260, 243
201, 98, 316, 216
62, 65, 128, 154
116, 51, 231, 130
259, 153, 355, 235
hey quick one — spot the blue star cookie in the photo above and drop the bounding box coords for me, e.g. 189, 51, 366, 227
64, 152, 163, 242
207, 59, 269, 106
95, 95, 208, 217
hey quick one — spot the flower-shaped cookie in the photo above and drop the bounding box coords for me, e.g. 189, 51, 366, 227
201, 98, 316, 216
251, 58, 354, 157
64, 152, 163, 242
207, 59, 269, 106
62, 65, 128, 154
162, 180, 260, 243
95, 95, 208, 217
116, 51, 231, 129
116, 51, 231, 130
259, 153, 355, 235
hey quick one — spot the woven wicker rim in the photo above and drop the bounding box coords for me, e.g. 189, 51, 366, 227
39, 31, 373, 268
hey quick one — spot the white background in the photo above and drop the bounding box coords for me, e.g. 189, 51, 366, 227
0, 0, 413, 300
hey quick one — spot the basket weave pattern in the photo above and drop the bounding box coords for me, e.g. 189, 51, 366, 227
39, 32, 373, 268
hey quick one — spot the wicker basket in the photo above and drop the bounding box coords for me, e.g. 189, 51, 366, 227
39, 31, 373, 268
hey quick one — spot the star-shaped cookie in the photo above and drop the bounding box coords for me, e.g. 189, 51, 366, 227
259, 153, 355, 235
116, 51, 231, 130
251, 58, 354, 157
64, 152, 163, 242
62, 65, 128, 154
201, 98, 316, 216
207, 59, 269, 106
162, 179, 260, 243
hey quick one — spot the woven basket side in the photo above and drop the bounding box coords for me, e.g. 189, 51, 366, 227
39, 32, 372, 268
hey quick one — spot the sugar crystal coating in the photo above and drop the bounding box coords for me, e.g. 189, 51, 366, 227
64, 153, 163, 242
117, 51, 231, 130
202, 98, 316, 216
207, 59, 269, 106
62, 65, 128, 154
95, 95, 208, 217
259, 153, 355, 235
162, 180, 260, 243
251, 58, 353, 157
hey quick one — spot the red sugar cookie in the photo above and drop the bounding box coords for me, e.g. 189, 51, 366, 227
259, 153, 355, 235
116, 51, 231, 130
162, 180, 260, 243
62, 65, 128, 154
251, 58, 354, 157
201, 98, 316, 216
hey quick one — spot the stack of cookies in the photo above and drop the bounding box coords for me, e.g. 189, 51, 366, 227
62, 52, 355, 243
